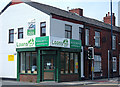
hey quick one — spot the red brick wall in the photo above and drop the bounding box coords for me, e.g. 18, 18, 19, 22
83, 24, 120, 79
103, 12, 115, 26
60, 74, 79, 82
20, 74, 37, 83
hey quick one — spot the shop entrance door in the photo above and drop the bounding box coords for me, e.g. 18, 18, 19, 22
43, 55, 55, 81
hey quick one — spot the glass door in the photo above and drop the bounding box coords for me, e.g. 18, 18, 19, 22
43, 55, 55, 81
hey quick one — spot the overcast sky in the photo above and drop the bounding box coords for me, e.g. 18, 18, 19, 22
0, 0, 119, 26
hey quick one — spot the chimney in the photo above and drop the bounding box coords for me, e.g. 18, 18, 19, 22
103, 12, 116, 26
11, 0, 23, 5
69, 8, 83, 16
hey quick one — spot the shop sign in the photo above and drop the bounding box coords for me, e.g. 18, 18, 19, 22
50, 37, 70, 48
35, 36, 49, 47
70, 39, 81, 49
16, 38, 35, 48
16, 36, 81, 49
8, 55, 14, 61
27, 19, 36, 36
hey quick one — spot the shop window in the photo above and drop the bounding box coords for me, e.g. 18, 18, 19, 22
26, 52, 31, 73
60, 52, 79, 74
40, 22, 46, 36
112, 35, 116, 50
9, 29, 14, 43
31, 52, 37, 74
20, 52, 25, 73
65, 53, 69, 74
18, 28, 23, 39
65, 25, 72, 39
74, 53, 78, 73
113, 57, 117, 72
95, 31, 100, 47
94, 55, 101, 72
70, 53, 74, 73
61, 52, 65, 74
85, 29, 89, 46
20, 52, 37, 74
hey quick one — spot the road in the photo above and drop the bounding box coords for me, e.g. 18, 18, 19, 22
1, 84, 120, 87
1, 77, 120, 87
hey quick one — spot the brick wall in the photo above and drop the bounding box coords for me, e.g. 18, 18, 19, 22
20, 74, 37, 83
83, 24, 120, 79
60, 74, 79, 82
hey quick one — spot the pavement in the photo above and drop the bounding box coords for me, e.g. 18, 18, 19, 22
0, 77, 120, 86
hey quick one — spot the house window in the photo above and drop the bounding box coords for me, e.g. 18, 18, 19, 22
40, 22, 46, 36
94, 55, 101, 72
85, 29, 89, 45
9, 29, 14, 43
112, 35, 116, 50
113, 57, 117, 72
65, 25, 72, 39
95, 31, 100, 47
79, 27, 82, 40
18, 28, 23, 39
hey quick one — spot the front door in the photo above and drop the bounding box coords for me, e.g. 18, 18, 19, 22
43, 55, 55, 81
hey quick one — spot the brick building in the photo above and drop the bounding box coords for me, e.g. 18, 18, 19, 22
0, 0, 120, 82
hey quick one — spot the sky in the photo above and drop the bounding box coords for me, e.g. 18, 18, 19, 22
0, 0, 120, 26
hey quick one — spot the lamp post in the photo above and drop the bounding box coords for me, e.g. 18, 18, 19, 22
110, 0, 113, 78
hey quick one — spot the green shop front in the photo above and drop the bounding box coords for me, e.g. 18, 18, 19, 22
16, 36, 81, 83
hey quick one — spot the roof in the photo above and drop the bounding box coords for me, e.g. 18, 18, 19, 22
23, 0, 120, 32
1, 0, 120, 32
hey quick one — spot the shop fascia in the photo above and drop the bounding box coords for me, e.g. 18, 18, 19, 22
16, 36, 81, 49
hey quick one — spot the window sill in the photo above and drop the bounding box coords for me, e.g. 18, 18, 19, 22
94, 46, 101, 48
112, 49, 116, 51
61, 73, 78, 75
94, 71, 102, 73
113, 70, 117, 72
20, 73, 37, 75
85, 45, 91, 47
8, 42, 14, 44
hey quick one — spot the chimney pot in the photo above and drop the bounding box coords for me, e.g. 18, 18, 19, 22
69, 8, 83, 16
103, 12, 115, 26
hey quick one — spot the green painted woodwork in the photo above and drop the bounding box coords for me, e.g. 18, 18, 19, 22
16, 46, 81, 82
41, 50, 56, 55
42, 55, 55, 81
78, 52, 81, 81
16, 48, 36, 52
17, 52, 20, 81
37, 49, 41, 83
56, 50, 60, 82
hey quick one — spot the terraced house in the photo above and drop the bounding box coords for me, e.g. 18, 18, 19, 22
0, 0, 120, 83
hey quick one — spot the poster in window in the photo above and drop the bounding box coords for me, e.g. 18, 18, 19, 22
27, 19, 36, 36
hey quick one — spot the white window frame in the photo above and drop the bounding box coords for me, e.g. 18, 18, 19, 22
79, 27, 82, 40
85, 29, 89, 46
94, 55, 101, 72
113, 57, 117, 72
95, 31, 100, 47
112, 35, 116, 50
